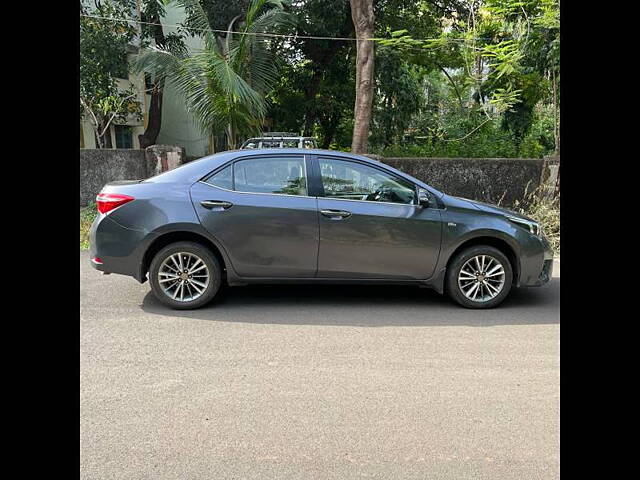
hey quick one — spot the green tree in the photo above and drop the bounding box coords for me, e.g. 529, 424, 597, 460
376, 0, 558, 158
268, 43, 356, 148
80, 0, 142, 148
371, 46, 425, 148
135, 0, 293, 150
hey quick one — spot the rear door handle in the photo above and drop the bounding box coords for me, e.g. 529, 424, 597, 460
320, 209, 352, 219
201, 200, 233, 210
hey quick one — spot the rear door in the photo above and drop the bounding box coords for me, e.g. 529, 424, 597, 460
190, 154, 319, 278
312, 155, 442, 280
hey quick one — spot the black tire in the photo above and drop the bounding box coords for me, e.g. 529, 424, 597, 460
445, 245, 513, 309
149, 241, 222, 310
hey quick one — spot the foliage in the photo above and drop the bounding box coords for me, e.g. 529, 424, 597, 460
265, 0, 355, 148
368, 0, 559, 157
514, 187, 560, 255
140, 0, 186, 51
371, 46, 425, 147
181, 0, 252, 33
80, 0, 143, 148
134, 0, 294, 149
80, 202, 98, 250
81, 0, 559, 158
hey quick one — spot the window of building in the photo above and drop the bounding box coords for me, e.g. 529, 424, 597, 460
114, 125, 133, 149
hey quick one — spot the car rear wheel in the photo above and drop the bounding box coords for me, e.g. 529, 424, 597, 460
149, 241, 222, 310
446, 245, 513, 309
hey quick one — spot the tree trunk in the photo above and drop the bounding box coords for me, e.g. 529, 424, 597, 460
553, 69, 560, 157
138, 12, 167, 149
320, 113, 341, 149
227, 124, 236, 150
303, 70, 323, 136
350, 0, 375, 154
96, 121, 112, 149
438, 63, 465, 111
139, 78, 164, 149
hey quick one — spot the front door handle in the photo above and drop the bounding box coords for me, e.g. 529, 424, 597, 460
320, 209, 352, 219
201, 200, 233, 210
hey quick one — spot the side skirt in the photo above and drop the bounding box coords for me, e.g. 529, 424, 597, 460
227, 273, 447, 294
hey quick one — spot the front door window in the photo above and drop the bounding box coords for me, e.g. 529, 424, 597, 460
318, 157, 415, 204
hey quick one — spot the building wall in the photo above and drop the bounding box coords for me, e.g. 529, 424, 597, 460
154, 4, 210, 158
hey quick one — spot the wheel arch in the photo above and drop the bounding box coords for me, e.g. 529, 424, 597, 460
446, 235, 520, 286
139, 226, 233, 284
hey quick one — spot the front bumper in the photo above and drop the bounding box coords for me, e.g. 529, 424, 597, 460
534, 258, 553, 286
520, 235, 554, 287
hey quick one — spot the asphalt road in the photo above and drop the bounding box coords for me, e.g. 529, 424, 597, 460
80, 251, 559, 480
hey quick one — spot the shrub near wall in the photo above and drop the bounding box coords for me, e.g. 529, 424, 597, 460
80, 149, 148, 206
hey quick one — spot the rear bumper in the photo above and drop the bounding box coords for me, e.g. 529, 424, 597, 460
89, 213, 152, 282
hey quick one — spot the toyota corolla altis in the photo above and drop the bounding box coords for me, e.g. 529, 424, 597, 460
90, 148, 553, 309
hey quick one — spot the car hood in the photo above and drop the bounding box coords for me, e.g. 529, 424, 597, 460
448, 195, 535, 222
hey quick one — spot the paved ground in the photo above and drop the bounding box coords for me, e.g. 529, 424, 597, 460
80, 251, 559, 479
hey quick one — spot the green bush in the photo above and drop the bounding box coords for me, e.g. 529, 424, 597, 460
80, 202, 98, 250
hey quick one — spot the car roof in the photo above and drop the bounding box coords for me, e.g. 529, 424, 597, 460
145, 148, 443, 196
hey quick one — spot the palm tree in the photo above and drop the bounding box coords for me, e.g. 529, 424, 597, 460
134, 0, 293, 150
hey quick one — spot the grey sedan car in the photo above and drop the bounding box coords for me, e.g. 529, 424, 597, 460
90, 148, 553, 309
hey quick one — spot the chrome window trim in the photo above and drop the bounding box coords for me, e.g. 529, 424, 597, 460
197, 180, 318, 200
197, 181, 422, 207
317, 195, 423, 208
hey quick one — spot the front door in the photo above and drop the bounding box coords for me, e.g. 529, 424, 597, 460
314, 156, 442, 279
190, 154, 319, 278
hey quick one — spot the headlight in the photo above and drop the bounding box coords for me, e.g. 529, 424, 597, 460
506, 215, 541, 237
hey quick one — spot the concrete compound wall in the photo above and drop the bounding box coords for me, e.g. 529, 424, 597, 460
80, 146, 185, 206
81, 148, 559, 207
376, 156, 558, 207
80, 149, 147, 206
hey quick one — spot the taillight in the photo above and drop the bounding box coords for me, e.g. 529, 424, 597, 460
96, 193, 135, 214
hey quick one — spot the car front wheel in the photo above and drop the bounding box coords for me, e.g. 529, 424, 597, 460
446, 245, 513, 309
149, 241, 222, 310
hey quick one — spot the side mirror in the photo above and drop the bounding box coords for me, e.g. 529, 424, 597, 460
418, 188, 430, 208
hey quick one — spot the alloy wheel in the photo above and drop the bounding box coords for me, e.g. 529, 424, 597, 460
457, 254, 506, 302
158, 252, 210, 302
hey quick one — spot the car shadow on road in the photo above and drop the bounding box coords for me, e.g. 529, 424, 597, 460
140, 277, 559, 327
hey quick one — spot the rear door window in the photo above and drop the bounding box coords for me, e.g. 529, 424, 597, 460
203, 165, 232, 190
233, 156, 307, 196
